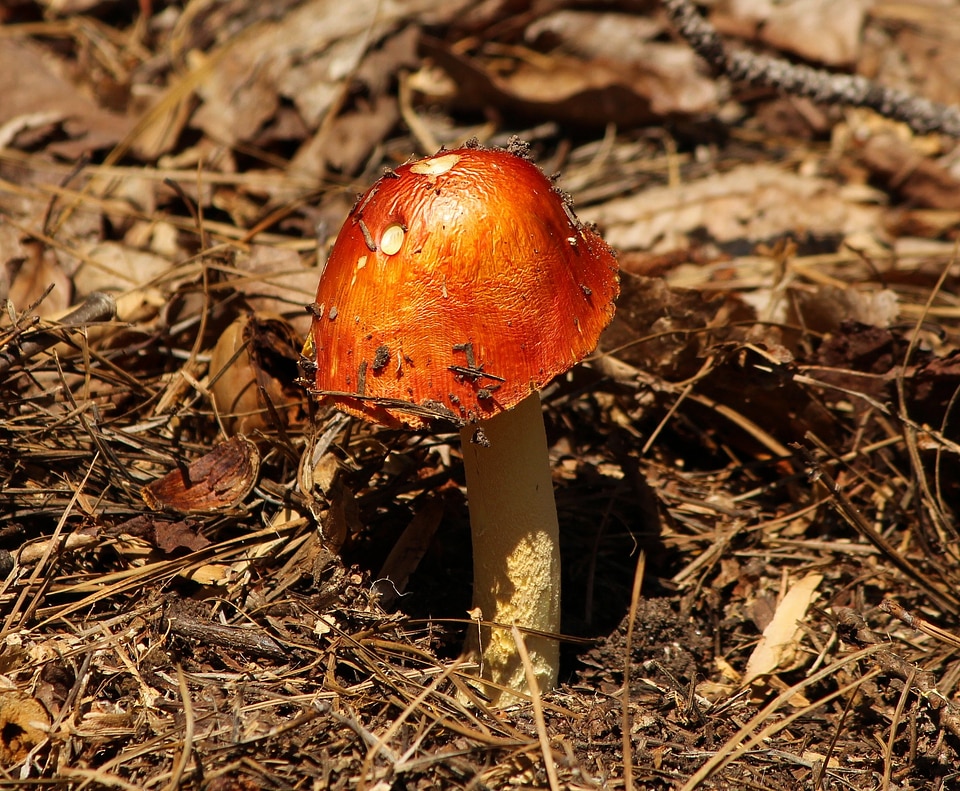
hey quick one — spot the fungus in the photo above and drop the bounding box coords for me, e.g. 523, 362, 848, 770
301, 141, 618, 704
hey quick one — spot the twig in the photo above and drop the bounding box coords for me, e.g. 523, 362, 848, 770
880, 598, 960, 651
622, 551, 646, 791
882, 667, 914, 791
680, 646, 882, 790
164, 665, 195, 791
0, 291, 117, 376
163, 603, 307, 662
794, 440, 960, 614
662, 0, 960, 137
838, 605, 960, 743
512, 625, 561, 791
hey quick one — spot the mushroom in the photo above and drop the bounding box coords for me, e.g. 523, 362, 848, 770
300, 140, 618, 704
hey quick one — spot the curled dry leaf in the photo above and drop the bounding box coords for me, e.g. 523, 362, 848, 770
209, 313, 308, 436
420, 37, 716, 128
141, 435, 260, 514
7, 240, 71, 320
0, 691, 50, 768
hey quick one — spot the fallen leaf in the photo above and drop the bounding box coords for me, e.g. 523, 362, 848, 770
600, 274, 743, 380
190, 0, 466, 146
72, 242, 174, 297
882, 8, 960, 109
790, 286, 900, 332
743, 572, 823, 687
0, 38, 132, 156
229, 245, 319, 336
761, 0, 869, 66
209, 312, 308, 436
583, 163, 884, 253
421, 37, 715, 128
858, 132, 960, 211
6, 240, 71, 319
181, 563, 234, 586
115, 515, 212, 555
142, 435, 261, 514
292, 95, 401, 178
148, 530, 205, 558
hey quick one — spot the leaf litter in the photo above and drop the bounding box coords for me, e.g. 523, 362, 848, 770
3, 0, 960, 788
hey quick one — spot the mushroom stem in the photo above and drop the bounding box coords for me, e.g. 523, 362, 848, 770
460, 391, 561, 705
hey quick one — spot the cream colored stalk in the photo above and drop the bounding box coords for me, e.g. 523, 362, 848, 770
460, 392, 561, 705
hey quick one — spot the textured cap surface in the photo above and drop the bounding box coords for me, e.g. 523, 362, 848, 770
301, 143, 619, 428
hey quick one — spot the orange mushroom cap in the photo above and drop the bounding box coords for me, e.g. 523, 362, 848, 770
301, 141, 619, 429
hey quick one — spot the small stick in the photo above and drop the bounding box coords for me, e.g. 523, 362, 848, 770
794, 440, 960, 614
512, 625, 561, 791
622, 551, 646, 791
880, 598, 960, 650
663, 0, 960, 138
163, 606, 302, 663
0, 291, 117, 375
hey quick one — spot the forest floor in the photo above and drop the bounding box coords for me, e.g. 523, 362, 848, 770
3, 1, 960, 788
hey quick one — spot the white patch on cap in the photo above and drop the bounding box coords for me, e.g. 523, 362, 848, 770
380, 223, 405, 256
410, 153, 461, 176
356, 255, 367, 270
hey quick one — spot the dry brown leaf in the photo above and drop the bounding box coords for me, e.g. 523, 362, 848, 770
524, 12, 718, 117
180, 563, 235, 586
72, 241, 174, 297
209, 312, 308, 436
858, 132, 960, 211
761, 0, 870, 67
526, 10, 664, 59
600, 274, 742, 379
152, 522, 212, 555
583, 163, 884, 253
713, 0, 775, 36
141, 435, 261, 514
789, 285, 899, 332
290, 24, 420, 176
229, 245, 319, 336
7, 240, 71, 319
115, 514, 212, 555
0, 38, 132, 156
292, 96, 401, 178
742, 572, 823, 687
422, 38, 715, 128
190, 0, 466, 146
885, 10, 960, 108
